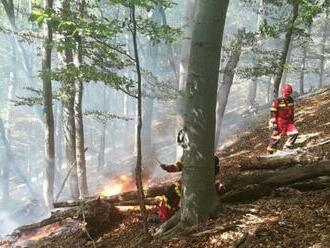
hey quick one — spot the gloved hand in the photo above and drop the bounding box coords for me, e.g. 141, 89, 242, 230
268, 119, 278, 130
160, 164, 167, 170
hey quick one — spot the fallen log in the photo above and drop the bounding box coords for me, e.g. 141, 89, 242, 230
221, 160, 330, 202
240, 150, 321, 171
114, 198, 159, 207
54, 183, 172, 208
54, 161, 330, 208
289, 176, 330, 191
0, 198, 122, 248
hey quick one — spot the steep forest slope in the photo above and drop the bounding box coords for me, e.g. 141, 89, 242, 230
219, 87, 330, 167
1, 88, 329, 248
98, 87, 330, 248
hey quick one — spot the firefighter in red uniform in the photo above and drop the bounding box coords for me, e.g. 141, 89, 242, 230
267, 83, 299, 154
157, 156, 220, 221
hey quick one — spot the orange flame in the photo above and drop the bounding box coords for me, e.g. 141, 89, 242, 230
99, 175, 137, 196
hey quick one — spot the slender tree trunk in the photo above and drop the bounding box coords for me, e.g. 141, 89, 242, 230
215, 30, 244, 149
281, 39, 293, 84
98, 86, 108, 170
181, 0, 229, 227
41, 0, 55, 209
158, 7, 178, 81
1, 72, 17, 202
299, 25, 312, 95
299, 45, 307, 95
74, 0, 88, 198
247, 0, 263, 106
0, 118, 36, 198
319, 12, 328, 88
55, 102, 63, 185
130, 5, 148, 234
60, 0, 79, 199
266, 77, 272, 104
273, 3, 299, 98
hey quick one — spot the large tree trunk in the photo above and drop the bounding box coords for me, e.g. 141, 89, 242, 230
74, 0, 88, 198
41, 0, 55, 209
273, 3, 299, 98
60, 0, 79, 199
319, 12, 328, 88
180, 0, 229, 227
214, 29, 244, 149
176, 0, 195, 160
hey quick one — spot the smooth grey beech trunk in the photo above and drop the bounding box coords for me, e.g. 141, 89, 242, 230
42, 0, 55, 209
60, 0, 79, 199
214, 30, 244, 150
181, 0, 229, 226
176, 0, 195, 160
319, 12, 328, 88
299, 25, 312, 95
74, 0, 88, 198
273, 3, 299, 98
247, 0, 264, 107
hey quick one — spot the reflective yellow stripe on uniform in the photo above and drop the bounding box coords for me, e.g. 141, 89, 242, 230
267, 146, 276, 152
278, 104, 286, 107
271, 135, 281, 140
270, 107, 277, 112
287, 103, 294, 106
160, 195, 171, 209
174, 182, 181, 197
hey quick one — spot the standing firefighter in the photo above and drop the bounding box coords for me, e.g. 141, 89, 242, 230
267, 83, 299, 154
157, 156, 220, 221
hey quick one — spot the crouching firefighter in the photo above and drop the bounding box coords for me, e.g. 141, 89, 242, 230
157, 156, 220, 222
267, 83, 299, 154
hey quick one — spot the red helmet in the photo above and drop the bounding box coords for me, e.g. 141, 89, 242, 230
282, 83, 293, 98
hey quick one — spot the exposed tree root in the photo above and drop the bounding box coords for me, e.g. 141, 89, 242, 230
153, 212, 181, 238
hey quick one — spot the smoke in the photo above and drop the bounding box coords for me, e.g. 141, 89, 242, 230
0, 211, 18, 237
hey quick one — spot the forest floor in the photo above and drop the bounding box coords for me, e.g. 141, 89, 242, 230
89, 87, 330, 248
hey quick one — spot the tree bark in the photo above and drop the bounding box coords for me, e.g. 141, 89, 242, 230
55, 102, 63, 187
60, 0, 79, 199
214, 29, 244, 149
273, 3, 299, 98
281, 39, 293, 84
247, 0, 263, 106
74, 0, 88, 198
130, 4, 148, 234
181, 0, 229, 226
319, 11, 328, 88
299, 26, 312, 95
221, 160, 330, 202
41, 0, 55, 209
0, 118, 37, 197
1, 199, 122, 248
176, 0, 195, 160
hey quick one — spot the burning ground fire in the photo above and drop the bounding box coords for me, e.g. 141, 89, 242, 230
98, 175, 140, 196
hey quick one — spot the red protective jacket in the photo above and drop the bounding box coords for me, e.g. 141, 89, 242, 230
270, 96, 295, 133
